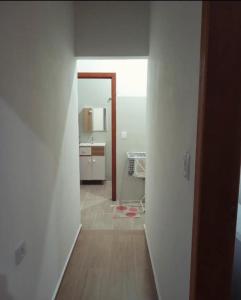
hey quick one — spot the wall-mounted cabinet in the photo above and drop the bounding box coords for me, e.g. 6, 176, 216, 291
82, 107, 106, 132
82, 108, 93, 132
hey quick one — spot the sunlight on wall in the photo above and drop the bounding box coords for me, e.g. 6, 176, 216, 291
77, 59, 148, 97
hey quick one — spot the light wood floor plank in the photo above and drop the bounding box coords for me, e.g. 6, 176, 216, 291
56, 230, 158, 300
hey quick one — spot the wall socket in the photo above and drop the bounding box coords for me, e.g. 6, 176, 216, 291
15, 241, 26, 266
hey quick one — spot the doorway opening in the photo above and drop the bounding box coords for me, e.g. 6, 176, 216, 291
78, 72, 116, 201
77, 59, 148, 230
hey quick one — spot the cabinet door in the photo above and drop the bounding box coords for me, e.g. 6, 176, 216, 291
92, 156, 105, 180
79, 156, 92, 180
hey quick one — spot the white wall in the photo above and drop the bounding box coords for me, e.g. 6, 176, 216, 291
74, 1, 150, 57
0, 2, 80, 300
145, 2, 202, 300
117, 97, 146, 201
77, 59, 148, 97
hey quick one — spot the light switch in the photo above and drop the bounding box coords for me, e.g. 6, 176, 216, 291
184, 152, 191, 180
15, 241, 26, 266
121, 131, 127, 139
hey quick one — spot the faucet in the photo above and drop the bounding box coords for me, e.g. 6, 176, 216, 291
88, 135, 94, 144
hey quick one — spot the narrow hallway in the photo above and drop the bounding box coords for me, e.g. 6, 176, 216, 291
1, 2, 226, 300
56, 230, 158, 300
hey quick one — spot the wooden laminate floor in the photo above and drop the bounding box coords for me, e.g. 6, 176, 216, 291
56, 230, 158, 300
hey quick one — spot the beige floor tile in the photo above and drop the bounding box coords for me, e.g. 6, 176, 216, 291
80, 182, 145, 230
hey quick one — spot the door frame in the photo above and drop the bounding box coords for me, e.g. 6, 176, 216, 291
190, 2, 241, 299
77, 72, 117, 201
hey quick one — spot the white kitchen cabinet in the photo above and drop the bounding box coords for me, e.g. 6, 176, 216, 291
79, 144, 106, 181
79, 146, 91, 156
92, 156, 105, 180
79, 156, 92, 180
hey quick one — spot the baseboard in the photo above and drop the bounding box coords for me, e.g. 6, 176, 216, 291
52, 223, 82, 300
144, 224, 161, 300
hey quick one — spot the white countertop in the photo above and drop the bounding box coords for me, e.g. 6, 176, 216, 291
79, 142, 106, 147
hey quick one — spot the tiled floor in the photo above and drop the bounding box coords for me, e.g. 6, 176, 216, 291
80, 181, 145, 230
